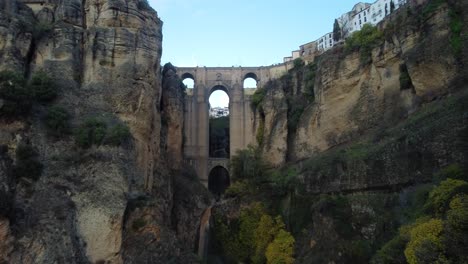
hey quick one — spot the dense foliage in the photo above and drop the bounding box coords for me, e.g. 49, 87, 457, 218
212, 202, 294, 264
75, 118, 131, 148
345, 24, 383, 64
0, 70, 57, 117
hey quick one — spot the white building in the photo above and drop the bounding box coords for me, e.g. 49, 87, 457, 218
317, 32, 334, 52
209, 107, 229, 118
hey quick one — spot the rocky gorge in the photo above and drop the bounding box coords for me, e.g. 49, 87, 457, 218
0, 0, 467, 263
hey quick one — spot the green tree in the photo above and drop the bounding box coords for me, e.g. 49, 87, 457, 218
404, 219, 445, 264
444, 194, 468, 263
390, 0, 395, 13
29, 70, 57, 102
238, 202, 266, 261
265, 229, 295, 264
231, 145, 265, 182
253, 215, 285, 264
75, 117, 107, 148
333, 19, 342, 41
424, 178, 468, 216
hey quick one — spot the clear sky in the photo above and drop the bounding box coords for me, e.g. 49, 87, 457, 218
147, 0, 361, 106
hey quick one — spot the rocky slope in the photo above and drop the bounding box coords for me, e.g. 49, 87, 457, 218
0, 1, 210, 263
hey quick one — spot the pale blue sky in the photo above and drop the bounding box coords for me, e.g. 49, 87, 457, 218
148, 0, 361, 106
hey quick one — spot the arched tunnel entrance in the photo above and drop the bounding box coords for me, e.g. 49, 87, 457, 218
208, 166, 230, 197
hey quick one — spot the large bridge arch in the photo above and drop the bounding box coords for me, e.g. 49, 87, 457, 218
179, 66, 289, 186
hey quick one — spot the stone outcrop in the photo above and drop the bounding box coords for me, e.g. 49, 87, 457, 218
0, 0, 210, 263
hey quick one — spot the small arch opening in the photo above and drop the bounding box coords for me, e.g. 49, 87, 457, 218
209, 87, 229, 158
181, 73, 195, 89
243, 73, 258, 89
208, 166, 230, 197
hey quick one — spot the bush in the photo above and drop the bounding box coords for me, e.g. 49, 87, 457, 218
444, 194, 468, 262
435, 163, 465, 181
256, 118, 265, 145
45, 106, 70, 136
0, 71, 32, 116
13, 143, 43, 181
404, 218, 445, 264
225, 180, 253, 198
268, 167, 299, 195
371, 235, 408, 264
292, 58, 304, 69
231, 145, 265, 181
424, 178, 468, 216
251, 87, 267, 109
253, 215, 285, 264
345, 24, 383, 64
0, 70, 57, 117
75, 118, 107, 148
106, 123, 131, 146
265, 229, 295, 264
29, 71, 57, 102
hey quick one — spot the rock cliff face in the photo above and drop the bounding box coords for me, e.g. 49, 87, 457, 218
255, 0, 468, 174
0, 1, 210, 263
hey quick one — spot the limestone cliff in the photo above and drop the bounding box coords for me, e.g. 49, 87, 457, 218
0, 1, 210, 263
255, 0, 468, 178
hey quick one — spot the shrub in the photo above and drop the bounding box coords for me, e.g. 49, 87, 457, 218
404, 218, 445, 264
225, 180, 253, 198
444, 194, 468, 262
256, 118, 265, 145
345, 24, 383, 65
29, 71, 57, 102
45, 106, 70, 136
231, 145, 265, 181
292, 58, 304, 69
75, 118, 107, 148
251, 87, 267, 109
13, 143, 43, 181
371, 235, 408, 264
424, 178, 468, 216
0, 71, 32, 116
268, 167, 299, 195
265, 229, 295, 264
106, 123, 131, 146
435, 163, 465, 181
238, 203, 266, 261
253, 215, 285, 264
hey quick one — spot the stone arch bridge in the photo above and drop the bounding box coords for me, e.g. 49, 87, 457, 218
178, 65, 292, 187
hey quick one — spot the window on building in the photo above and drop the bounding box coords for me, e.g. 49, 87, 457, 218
364, 17, 367, 22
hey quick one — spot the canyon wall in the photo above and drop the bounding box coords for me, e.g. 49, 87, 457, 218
0, 1, 209, 263
253, 0, 468, 176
